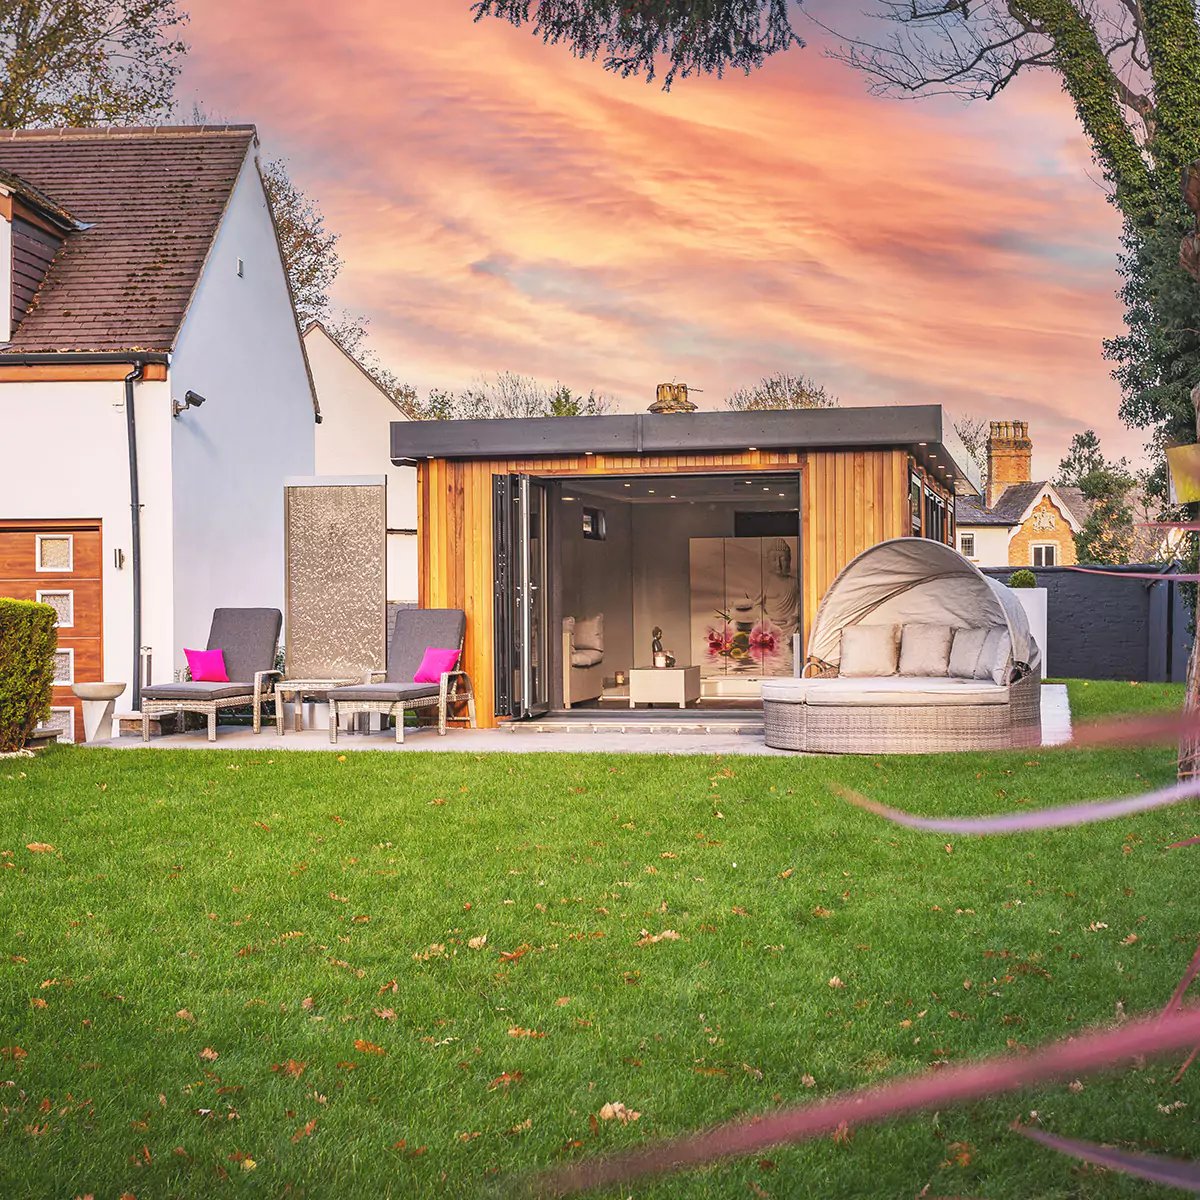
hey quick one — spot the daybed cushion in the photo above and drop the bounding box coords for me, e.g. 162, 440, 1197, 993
898, 624, 953, 677
976, 628, 1013, 686
328, 682, 441, 702
839, 624, 900, 677
762, 676, 1009, 707
571, 648, 604, 668
948, 628, 989, 678
573, 615, 604, 652
141, 682, 254, 701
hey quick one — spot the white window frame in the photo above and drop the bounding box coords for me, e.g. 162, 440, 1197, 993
959, 532, 975, 558
36, 589, 74, 628
1031, 542, 1058, 568
35, 533, 74, 573
40, 707, 75, 745
52, 646, 75, 686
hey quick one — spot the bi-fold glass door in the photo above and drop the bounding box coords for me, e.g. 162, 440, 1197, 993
493, 474, 550, 718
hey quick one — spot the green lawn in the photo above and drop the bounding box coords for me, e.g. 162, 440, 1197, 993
1, 681, 1196, 1199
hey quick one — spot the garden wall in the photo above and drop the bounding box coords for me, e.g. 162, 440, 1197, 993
981, 565, 1190, 682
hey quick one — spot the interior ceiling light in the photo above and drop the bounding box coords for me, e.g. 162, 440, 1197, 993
623, 482, 631, 488
648, 489, 656, 494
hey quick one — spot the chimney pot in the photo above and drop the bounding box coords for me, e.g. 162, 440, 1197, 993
985, 418, 1033, 508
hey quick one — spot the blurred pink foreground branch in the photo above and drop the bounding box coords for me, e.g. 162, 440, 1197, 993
529, 1009, 1200, 1196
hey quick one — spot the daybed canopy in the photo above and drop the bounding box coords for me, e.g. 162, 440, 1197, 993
807, 538, 1039, 672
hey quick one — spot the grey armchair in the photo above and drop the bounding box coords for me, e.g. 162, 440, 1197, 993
327, 608, 475, 744
140, 608, 283, 742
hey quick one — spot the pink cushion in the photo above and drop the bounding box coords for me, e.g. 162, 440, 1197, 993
414, 646, 460, 683
185, 647, 229, 683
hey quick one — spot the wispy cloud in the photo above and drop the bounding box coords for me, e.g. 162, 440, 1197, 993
181, 0, 1132, 473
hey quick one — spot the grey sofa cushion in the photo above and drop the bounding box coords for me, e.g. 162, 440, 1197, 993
386, 609, 465, 683
328, 681, 441, 703
207, 608, 282, 682
975, 627, 1013, 685
142, 681, 255, 701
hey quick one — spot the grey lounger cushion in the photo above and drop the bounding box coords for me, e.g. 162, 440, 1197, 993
141, 681, 256, 701
386, 609, 465, 683
207, 608, 282, 682
328, 681, 441, 703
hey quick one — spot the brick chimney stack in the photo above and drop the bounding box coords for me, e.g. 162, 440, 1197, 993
986, 420, 1032, 508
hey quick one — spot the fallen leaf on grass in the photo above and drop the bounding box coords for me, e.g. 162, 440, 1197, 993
29, 998, 47, 1009
467, 934, 488, 950
598, 1101, 640, 1124
508, 1027, 546, 1039
801, 1074, 816, 1087
509, 1118, 533, 1134
25, 843, 55, 854
778, 868, 794, 879
488, 1071, 524, 1090
500, 944, 531, 963
828, 977, 846, 989
301, 996, 315, 1011
353, 1039, 387, 1056
812, 907, 834, 919
1, 1046, 28, 1060
198, 1047, 219, 1062
290, 1119, 318, 1143
271, 1059, 306, 1078
176, 1009, 195, 1022
392, 1139, 427, 1157
555, 997, 571, 1007
635, 929, 680, 947
457, 1130, 481, 1143
373, 1008, 396, 1021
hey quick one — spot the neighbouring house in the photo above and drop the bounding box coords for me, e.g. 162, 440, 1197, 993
0, 125, 317, 741
304, 321, 418, 603
954, 421, 1088, 568
392, 393, 979, 728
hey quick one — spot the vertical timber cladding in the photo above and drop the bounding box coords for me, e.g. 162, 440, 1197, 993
284, 480, 387, 679
418, 448, 912, 727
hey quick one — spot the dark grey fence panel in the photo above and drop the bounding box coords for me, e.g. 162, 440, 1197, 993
981, 565, 1190, 682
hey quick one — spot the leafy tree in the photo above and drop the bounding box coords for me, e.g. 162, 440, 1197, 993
725, 371, 837, 411
472, 0, 801, 88
413, 371, 613, 419
1055, 430, 1137, 564
0, 0, 187, 127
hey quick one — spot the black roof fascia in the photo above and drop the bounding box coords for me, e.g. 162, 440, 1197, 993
392, 405, 947, 466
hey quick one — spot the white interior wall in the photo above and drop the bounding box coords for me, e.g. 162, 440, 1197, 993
169, 151, 316, 673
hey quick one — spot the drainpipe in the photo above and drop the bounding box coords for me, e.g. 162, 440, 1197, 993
124, 363, 145, 710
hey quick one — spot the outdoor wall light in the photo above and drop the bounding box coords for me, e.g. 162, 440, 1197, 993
172, 390, 207, 418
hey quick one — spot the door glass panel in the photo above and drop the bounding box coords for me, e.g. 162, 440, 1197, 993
519, 477, 551, 717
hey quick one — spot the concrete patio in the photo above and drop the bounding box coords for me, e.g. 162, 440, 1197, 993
86, 684, 1072, 755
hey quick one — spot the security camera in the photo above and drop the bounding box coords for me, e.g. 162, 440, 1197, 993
185, 391, 207, 408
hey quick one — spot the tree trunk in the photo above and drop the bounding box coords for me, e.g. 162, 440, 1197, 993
1178, 163, 1200, 779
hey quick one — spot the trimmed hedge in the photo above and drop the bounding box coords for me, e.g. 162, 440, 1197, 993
0, 599, 58, 752
1007, 569, 1038, 589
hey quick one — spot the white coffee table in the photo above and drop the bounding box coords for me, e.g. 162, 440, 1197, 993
628, 665, 701, 709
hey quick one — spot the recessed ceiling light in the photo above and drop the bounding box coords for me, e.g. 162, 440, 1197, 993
918, 442, 927, 447
748, 446, 758, 452
762, 487, 770, 492
584, 451, 594, 456
623, 482, 631, 488
670, 494, 677, 499
778, 492, 785, 497
648, 489, 656, 494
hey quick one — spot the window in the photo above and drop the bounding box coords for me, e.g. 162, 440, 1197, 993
924, 491, 947, 543
581, 507, 607, 541
910, 475, 923, 535
36, 590, 74, 627
1032, 543, 1057, 568
959, 532, 975, 558
36, 534, 73, 572
52, 648, 74, 685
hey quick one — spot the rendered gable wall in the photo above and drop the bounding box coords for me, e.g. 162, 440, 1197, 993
168, 149, 315, 674
307, 325, 417, 602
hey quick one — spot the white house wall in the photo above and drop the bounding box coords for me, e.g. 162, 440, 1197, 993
169, 150, 316, 669
960, 526, 1011, 568
307, 325, 418, 603
0, 376, 174, 690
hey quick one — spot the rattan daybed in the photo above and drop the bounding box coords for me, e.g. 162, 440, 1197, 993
763, 539, 1041, 754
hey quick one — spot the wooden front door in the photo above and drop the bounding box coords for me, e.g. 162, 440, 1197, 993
0, 520, 104, 742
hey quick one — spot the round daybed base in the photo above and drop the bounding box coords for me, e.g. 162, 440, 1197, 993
763, 670, 1041, 754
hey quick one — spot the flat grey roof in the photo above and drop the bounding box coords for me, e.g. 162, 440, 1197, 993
391, 404, 980, 495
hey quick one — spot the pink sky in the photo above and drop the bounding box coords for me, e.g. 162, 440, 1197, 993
180, 0, 1135, 477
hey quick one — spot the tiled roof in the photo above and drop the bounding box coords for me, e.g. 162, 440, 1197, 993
0, 125, 256, 353
956, 481, 1091, 528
